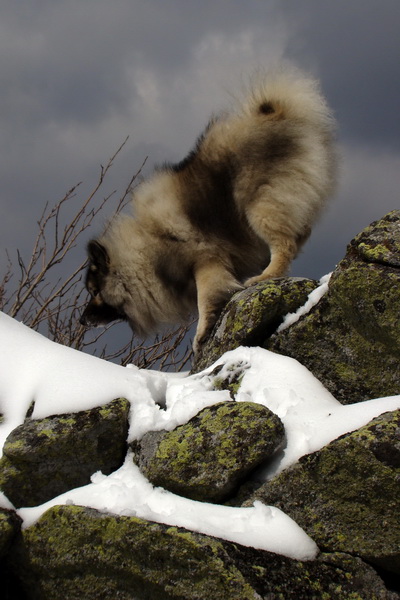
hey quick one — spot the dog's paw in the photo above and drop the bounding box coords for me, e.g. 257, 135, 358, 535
192, 334, 204, 357
244, 274, 267, 287
193, 327, 212, 356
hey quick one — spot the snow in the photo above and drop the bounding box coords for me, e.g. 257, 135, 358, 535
1, 310, 400, 561
277, 272, 332, 332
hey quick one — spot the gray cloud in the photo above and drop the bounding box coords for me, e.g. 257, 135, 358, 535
0, 0, 399, 301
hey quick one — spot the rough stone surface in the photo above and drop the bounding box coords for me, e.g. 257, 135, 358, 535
0, 509, 23, 600
244, 410, 400, 575
0, 508, 21, 559
8, 505, 397, 600
133, 401, 285, 503
193, 277, 318, 372
266, 211, 400, 403
0, 398, 130, 507
1, 212, 400, 598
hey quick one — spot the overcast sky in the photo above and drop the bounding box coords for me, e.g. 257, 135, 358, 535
1, 0, 399, 289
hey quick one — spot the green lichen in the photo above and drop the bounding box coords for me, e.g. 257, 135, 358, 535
37, 428, 56, 439
353, 210, 400, 267
357, 242, 392, 262
210, 376, 224, 390
193, 277, 318, 372
0, 508, 21, 560
0, 398, 130, 508
15, 505, 258, 600
99, 399, 129, 419
139, 402, 284, 503
247, 410, 400, 574
2, 439, 25, 452
268, 256, 400, 403
8, 504, 393, 598
209, 361, 248, 399
57, 417, 76, 426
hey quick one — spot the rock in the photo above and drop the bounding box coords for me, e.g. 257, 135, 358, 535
8, 505, 396, 600
0, 509, 23, 600
1, 212, 400, 598
0, 398, 130, 507
193, 277, 318, 372
244, 409, 400, 575
0, 509, 21, 560
267, 211, 400, 403
133, 401, 284, 503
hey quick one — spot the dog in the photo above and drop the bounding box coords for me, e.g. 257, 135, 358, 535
80, 66, 336, 354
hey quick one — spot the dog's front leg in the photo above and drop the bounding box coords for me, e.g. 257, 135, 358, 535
193, 259, 241, 355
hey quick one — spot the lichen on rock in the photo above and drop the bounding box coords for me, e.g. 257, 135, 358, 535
133, 401, 285, 503
0, 508, 21, 560
193, 277, 318, 372
244, 409, 400, 575
0, 398, 130, 508
9, 505, 397, 600
2, 212, 400, 598
10, 505, 261, 600
267, 210, 400, 403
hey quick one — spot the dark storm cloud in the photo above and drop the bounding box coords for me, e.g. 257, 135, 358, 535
0, 0, 399, 288
284, 1, 400, 151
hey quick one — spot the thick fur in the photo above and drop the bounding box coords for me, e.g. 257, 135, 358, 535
80, 66, 337, 353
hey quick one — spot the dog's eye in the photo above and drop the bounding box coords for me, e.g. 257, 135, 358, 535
88, 287, 99, 298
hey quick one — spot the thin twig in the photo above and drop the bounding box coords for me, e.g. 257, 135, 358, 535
1, 142, 191, 371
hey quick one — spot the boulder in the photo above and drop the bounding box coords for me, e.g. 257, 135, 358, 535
193, 211, 400, 403
0, 509, 21, 560
267, 210, 400, 403
8, 505, 396, 600
193, 277, 318, 372
244, 409, 400, 575
132, 401, 285, 503
0, 398, 130, 507
0, 509, 23, 600
1, 212, 400, 598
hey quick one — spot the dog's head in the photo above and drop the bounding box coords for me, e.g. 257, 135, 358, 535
80, 225, 194, 337
80, 240, 127, 328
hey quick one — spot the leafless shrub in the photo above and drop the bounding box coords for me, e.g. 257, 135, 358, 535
0, 139, 194, 371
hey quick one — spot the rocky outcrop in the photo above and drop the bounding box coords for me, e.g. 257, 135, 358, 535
0, 509, 21, 560
132, 401, 285, 503
1, 212, 400, 598
195, 211, 400, 403
8, 505, 397, 600
193, 277, 318, 373
243, 410, 400, 575
266, 210, 400, 403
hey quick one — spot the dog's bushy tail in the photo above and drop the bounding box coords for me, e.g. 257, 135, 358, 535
239, 64, 335, 128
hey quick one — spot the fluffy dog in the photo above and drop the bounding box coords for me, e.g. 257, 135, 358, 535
80, 66, 336, 353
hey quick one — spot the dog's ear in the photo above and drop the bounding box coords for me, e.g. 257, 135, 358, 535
87, 240, 110, 273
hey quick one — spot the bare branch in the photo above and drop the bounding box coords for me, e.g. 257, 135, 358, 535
1, 142, 190, 371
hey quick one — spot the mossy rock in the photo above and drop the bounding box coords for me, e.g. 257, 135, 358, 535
192, 277, 318, 372
353, 210, 400, 267
0, 509, 23, 600
10, 505, 259, 600
0, 398, 130, 507
207, 359, 250, 399
133, 401, 285, 503
8, 505, 395, 599
245, 409, 400, 575
0, 509, 21, 560
267, 211, 400, 403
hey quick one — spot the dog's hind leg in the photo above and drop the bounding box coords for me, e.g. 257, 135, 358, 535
245, 234, 297, 286
244, 188, 306, 286
193, 259, 241, 354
